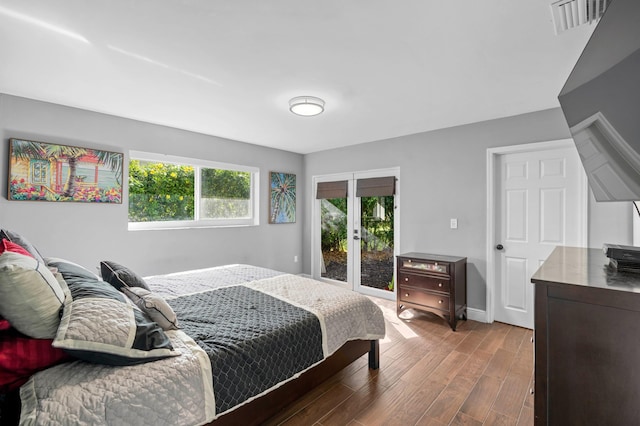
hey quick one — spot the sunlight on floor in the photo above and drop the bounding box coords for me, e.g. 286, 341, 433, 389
373, 301, 418, 341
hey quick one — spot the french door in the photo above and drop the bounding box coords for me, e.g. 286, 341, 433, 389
312, 168, 399, 300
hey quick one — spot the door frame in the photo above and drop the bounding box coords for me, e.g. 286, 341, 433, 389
311, 167, 400, 300
485, 139, 588, 324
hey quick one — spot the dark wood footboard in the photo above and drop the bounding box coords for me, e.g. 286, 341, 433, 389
0, 390, 20, 426
210, 339, 379, 426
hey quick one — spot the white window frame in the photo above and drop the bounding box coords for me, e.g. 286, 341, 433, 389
128, 151, 259, 230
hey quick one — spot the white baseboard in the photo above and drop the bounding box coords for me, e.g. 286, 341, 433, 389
467, 308, 487, 323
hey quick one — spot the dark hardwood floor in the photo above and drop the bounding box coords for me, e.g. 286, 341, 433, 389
264, 297, 534, 426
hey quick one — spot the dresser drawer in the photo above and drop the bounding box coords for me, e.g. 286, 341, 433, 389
398, 272, 450, 293
399, 288, 449, 311
400, 258, 449, 274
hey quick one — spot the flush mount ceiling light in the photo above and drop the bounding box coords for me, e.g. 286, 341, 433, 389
289, 96, 325, 116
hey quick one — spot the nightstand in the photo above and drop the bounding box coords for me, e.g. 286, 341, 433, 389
397, 252, 467, 331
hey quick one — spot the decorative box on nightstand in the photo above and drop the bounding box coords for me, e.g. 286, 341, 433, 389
396, 252, 467, 331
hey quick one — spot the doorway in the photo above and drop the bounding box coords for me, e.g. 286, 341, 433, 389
486, 140, 588, 328
312, 168, 399, 300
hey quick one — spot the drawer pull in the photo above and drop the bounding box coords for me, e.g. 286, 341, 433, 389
438, 283, 443, 287
405, 277, 409, 282
405, 293, 409, 297
438, 300, 443, 304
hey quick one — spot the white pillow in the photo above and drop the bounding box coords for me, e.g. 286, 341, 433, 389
123, 287, 179, 331
0, 251, 66, 338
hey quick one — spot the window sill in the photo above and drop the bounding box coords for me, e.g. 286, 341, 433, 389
128, 221, 258, 231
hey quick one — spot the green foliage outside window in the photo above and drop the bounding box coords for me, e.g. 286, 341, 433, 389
128, 160, 252, 223
200, 168, 251, 219
360, 196, 395, 251
320, 196, 394, 252
321, 198, 348, 252
128, 160, 194, 222
200, 168, 250, 199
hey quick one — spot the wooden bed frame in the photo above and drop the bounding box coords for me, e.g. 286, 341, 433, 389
209, 339, 380, 426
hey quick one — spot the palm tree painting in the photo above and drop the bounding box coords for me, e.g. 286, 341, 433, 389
8, 138, 123, 203
269, 172, 296, 223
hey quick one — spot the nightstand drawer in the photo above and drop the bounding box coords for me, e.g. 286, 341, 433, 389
398, 273, 450, 293
399, 288, 449, 311
400, 258, 449, 274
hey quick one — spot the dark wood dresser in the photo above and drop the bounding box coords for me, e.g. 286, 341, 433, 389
396, 252, 467, 331
531, 246, 640, 425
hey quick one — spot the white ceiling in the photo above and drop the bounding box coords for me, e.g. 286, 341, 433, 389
0, 1, 597, 154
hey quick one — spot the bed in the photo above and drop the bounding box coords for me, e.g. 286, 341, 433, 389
0, 233, 385, 426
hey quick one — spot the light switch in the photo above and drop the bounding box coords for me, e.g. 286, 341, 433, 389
450, 218, 458, 229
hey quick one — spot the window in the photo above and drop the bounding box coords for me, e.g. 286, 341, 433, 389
31, 160, 49, 184
128, 151, 259, 230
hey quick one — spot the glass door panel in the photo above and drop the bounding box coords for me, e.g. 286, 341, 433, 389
313, 169, 398, 301
320, 197, 348, 282
358, 195, 395, 293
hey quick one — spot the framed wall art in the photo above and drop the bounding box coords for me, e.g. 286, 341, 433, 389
8, 138, 123, 203
269, 171, 296, 224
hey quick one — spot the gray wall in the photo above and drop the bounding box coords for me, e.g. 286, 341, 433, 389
0, 94, 304, 276
302, 108, 632, 312
1, 94, 632, 313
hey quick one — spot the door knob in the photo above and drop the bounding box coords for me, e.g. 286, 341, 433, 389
496, 244, 504, 250
354, 236, 360, 240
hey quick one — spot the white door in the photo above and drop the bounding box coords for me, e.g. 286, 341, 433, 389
353, 170, 399, 300
494, 145, 586, 329
312, 169, 400, 301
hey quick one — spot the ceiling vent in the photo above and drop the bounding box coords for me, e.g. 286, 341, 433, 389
550, 0, 611, 34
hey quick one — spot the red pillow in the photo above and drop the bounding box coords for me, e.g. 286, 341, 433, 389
0, 239, 33, 258
0, 328, 71, 392
0, 319, 10, 331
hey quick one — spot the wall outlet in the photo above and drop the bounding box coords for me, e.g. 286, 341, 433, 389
450, 218, 458, 229
294, 255, 299, 263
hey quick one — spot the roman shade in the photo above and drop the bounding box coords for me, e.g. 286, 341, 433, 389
355, 177, 396, 197
316, 181, 348, 199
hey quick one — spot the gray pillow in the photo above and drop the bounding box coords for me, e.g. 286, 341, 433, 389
46, 257, 101, 282
0, 229, 46, 265
100, 260, 150, 291
123, 287, 179, 331
54, 276, 179, 365
0, 251, 65, 338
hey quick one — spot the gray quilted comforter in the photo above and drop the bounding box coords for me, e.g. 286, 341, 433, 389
20, 265, 386, 425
